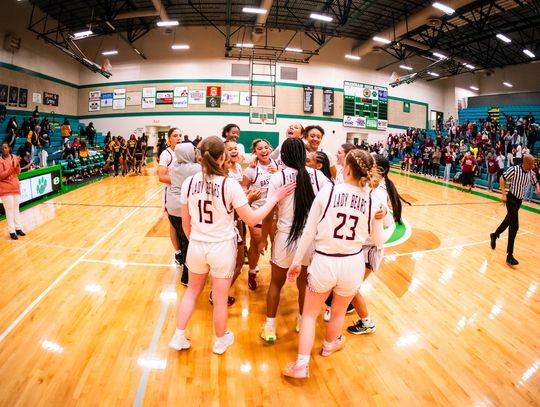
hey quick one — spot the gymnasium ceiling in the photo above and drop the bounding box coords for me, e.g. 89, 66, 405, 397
26, 0, 540, 79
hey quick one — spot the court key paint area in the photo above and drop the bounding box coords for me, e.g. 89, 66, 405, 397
0, 164, 539, 406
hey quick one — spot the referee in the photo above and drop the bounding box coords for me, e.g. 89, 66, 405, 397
490, 154, 539, 265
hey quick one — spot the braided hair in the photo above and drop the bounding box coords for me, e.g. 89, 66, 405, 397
281, 138, 315, 245
345, 149, 381, 189
373, 154, 405, 224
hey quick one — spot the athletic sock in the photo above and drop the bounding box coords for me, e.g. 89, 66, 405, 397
174, 328, 185, 337
296, 354, 310, 365
265, 317, 276, 328
361, 317, 374, 326
175, 250, 181, 255
249, 268, 258, 275
323, 339, 334, 348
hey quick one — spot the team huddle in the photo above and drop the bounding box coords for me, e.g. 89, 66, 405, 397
158, 123, 404, 379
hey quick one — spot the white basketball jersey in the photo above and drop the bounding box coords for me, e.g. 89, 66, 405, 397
243, 159, 277, 209
228, 163, 243, 184
180, 172, 248, 242
306, 182, 382, 255
364, 181, 394, 246
267, 166, 332, 233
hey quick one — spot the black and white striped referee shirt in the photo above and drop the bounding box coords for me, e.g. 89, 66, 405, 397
502, 165, 538, 200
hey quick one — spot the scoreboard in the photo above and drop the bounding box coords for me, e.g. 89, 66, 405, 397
343, 81, 388, 130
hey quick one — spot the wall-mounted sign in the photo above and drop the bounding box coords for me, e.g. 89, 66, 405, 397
156, 90, 173, 104
142, 97, 156, 109
18, 88, 28, 108
222, 91, 240, 104
113, 98, 126, 110
0, 85, 7, 103
403, 101, 411, 112
322, 87, 334, 116
43, 91, 59, 106
303, 85, 314, 113
100, 92, 113, 107
173, 87, 188, 108
89, 90, 101, 101
142, 87, 156, 98
88, 100, 100, 112
9, 86, 18, 106
32, 92, 42, 104
188, 90, 205, 105
113, 88, 126, 99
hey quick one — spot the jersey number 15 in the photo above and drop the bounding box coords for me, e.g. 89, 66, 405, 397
198, 200, 213, 224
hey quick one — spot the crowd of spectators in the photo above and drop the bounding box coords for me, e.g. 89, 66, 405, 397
386, 112, 538, 193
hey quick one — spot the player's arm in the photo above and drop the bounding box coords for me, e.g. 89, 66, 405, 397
157, 165, 170, 185
180, 203, 191, 240
236, 182, 295, 227
287, 194, 324, 281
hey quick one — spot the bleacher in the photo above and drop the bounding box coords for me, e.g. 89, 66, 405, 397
2, 112, 106, 165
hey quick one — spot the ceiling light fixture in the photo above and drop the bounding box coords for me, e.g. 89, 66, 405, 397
496, 33, 511, 43
101, 50, 118, 56
171, 44, 190, 50
432, 2, 455, 14
310, 13, 333, 22
285, 47, 303, 53
235, 43, 254, 48
242, 7, 267, 14
464, 63, 475, 69
400, 65, 413, 70
373, 36, 391, 44
523, 49, 536, 58
503, 82, 513, 87
433, 52, 447, 59
156, 20, 179, 27
134, 48, 141, 55
345, 54, 361, 60
428, 71, 440, 77
470, 86, 479, 91
73, 30, 93, 38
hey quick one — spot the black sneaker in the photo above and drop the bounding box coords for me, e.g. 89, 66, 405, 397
490, 233, 497, 250
209, 291, 236, 307
346, 320, 376, 335
180, 266, 188, 286
506, 255, 519, 266
174, 252, 182, 266
346, 303, 355, 314
16, 229, 26, 236
9, 233, 18, 240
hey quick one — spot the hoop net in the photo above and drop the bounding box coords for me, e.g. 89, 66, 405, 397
390, 72, 400, 82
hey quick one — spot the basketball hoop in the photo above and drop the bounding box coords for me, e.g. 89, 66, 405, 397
390, 72, 400, 82
261, 117, 267, 125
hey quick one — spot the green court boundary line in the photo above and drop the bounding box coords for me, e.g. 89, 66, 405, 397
390, 169, 540, 215
0, 174, 111, 221
0, 62, 79, 89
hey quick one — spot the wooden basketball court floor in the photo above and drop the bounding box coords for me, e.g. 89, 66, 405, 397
1, 163, 539, 406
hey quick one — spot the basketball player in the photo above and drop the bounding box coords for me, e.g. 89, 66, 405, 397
260, 138, 331, 342
157, 128, 183, 266
169, 136, 294, 355
284, 149, 386, 378
347, 154, 403, 335
242, 139, 278, 290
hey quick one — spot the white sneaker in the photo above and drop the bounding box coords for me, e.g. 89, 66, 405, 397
323, 307, 331, 322
168, 334, 191, 351
213, 331, 234, 355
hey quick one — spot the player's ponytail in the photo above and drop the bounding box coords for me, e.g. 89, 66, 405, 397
281, 138, 315, 245
373, 154, 404, 224
198, 136, 225, 177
